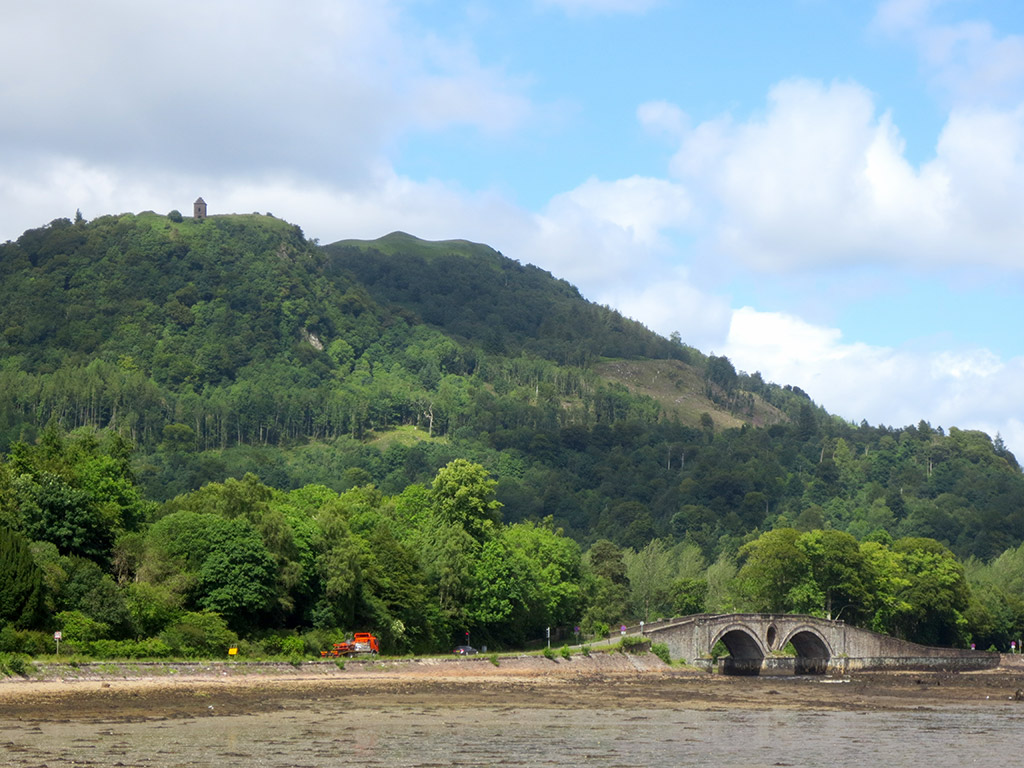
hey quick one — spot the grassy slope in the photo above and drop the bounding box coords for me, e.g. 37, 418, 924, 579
595, 359, 788, 429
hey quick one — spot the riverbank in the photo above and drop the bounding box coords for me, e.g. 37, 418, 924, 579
2, 652, 1024, 723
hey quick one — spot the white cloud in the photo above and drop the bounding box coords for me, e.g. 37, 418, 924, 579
723, 308, 899, 419
604, 271, 733, 351
0, 158, 189, 235
0, 0, 536, 242
723, 306, 1024, 456
407, 35, 534, 135
637, 100, 690, 139
218, 167, 529, 247
665, 78, 1024, 272
934, 105, 1024, 237
538, 0, 662, 15
875, 0, 1024, 106
873, 0, 948, 33
549, 175, 691, 247
503, 175, 738, 348
1, 2, 399, 177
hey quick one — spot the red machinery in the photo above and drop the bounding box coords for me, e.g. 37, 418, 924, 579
321, 632, 380, 657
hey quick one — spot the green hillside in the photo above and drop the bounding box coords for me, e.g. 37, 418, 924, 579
325, 231, 689, 365
2, 211, 1024, 657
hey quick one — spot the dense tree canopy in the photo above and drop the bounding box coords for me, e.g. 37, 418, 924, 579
1, 212, 1023, 658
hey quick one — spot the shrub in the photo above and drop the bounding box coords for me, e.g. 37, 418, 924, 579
254, 633, 286, 656
281, 635, 305, 657
136, 637, 174, 659
124, 582, 181, 638
0, 652, 31, 677
0, 625, 20, 653
581, 644, 591, 657
17, 630, 54, 657
295, 628, 344, 657
542, 646, 556, 660
489, 653, 500, 667
231, 639, 260, 658
254, 631, 311, 658
168, 210, 183, 223
618, 636, 649, 653
559, 645, 571, 660
651, 642, 671, 665
56, 610, 110, 643
334, 659, 345, 671
159, 612, 237, 658
82, 638, 173, 660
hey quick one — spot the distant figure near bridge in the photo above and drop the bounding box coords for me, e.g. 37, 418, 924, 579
636, 614, 998, 675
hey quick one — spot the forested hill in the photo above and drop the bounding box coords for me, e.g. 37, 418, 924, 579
0, 211, 1022, 563
324, 231, 687, 365
4, 209, 1024, 657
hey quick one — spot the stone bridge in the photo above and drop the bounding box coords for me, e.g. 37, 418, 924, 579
636, 613, 998, 675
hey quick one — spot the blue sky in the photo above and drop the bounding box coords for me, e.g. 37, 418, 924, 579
2, 0, 1023, 455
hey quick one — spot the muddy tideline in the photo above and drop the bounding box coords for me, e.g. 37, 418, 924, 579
3, 652, 1024, 722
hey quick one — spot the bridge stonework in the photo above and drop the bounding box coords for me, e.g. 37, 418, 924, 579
642, 614, 998, 675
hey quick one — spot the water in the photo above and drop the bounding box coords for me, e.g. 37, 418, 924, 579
1, 699, 1021, 767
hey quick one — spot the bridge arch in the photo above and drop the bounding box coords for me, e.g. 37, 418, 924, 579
779, 625, 833, 658
711, 625, 768, 660
779, 625, 832, 674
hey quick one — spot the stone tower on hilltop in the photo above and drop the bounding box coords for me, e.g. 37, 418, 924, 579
194, 197, 207, 219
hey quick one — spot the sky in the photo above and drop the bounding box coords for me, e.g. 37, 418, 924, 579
2, 0, 1023, 456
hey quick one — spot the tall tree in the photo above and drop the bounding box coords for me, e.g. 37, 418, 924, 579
430, 459, 503, 543
795, 529, 869, 621
625, 539, 674, 622
888, 537, 970, 646
582, 538, 631, 629
736, 528, 807, 613
0, 527, 43, 627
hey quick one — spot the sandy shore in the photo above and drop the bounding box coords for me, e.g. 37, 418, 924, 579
3, 653, 1024, 722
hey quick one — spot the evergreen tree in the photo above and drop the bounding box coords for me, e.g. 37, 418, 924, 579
0, 527, 44, 627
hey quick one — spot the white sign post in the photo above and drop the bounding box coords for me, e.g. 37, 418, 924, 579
54, 631, 62, 656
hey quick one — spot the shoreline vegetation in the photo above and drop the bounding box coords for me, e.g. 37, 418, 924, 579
3, 652, 1024, 722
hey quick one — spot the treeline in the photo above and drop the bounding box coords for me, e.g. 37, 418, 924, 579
118, 402, 1024, 564
2, 425, 1024, 660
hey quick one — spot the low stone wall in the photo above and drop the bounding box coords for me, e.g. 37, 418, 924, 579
9, 651, 672, 684
831, 654, 1000, 674
707, 652, 1000, 676
718, 657, 830, 676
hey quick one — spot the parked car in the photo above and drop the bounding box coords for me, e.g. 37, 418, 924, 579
452, 645, 478, 655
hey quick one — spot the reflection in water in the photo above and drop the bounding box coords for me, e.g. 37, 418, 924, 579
1, 700, 1022, 767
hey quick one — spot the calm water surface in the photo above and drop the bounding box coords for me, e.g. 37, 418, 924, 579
1, 699, 1021, 767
